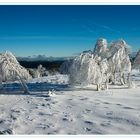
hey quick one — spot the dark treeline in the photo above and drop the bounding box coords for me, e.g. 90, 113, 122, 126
19, 60, 65, 71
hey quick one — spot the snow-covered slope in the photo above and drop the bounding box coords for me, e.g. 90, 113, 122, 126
0, 72, 140, 134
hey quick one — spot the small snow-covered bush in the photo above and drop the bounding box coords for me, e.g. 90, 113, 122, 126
28, 65, 48, 78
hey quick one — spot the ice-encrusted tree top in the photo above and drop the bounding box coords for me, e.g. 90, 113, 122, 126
109, 39, 130, 57
93, 38, 108, 58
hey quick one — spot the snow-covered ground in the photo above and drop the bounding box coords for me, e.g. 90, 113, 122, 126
0, 72, 140, 135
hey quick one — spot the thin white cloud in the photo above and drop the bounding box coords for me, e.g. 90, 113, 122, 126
100, 25, 121, 33
81, 24, 98, 34
74, 19, 121, 34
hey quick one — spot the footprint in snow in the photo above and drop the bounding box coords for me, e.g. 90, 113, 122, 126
38, 112, 46, 116
10, 114, 17, 120
106, 111, 113, 116
84, 121, 94, 125
85, 127, 92, 132
84, 109, 92, 114
104, 107, 109, 109
123, 106, 134, 110
103, 102, 110, 105
62, 118, 69, 121
0, 129, 13, 135
100, 121, 111, 126
11, 109, 20, 114
51, 101, 58, 104
80, 97, 88, 101
46, 113, 53, 116
95, 102, 100, 105
62, 114, 73, 122
66, 106, 72, 109
41, 103, 46, 107
85, 109, 92, 112
45, 98, 51, 101
116, 103, 122, 106
0, 119, 5, 124
36, 123, 50, 130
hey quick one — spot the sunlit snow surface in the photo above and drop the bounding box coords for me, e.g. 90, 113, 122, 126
0, 72, 140, 135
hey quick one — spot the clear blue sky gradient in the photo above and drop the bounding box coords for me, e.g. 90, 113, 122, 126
0, 5, 140, 57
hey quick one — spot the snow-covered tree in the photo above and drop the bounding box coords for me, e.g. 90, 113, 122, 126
37, 64, 47, 77
0, 51, 31, 93
59, 59, 73, 74
28, 65, 48, 78
107, 40, 132, 85
69, 49, 109, 90
133, 49, 140, 70
69, 50, 93, 85
67, 38, 132, 90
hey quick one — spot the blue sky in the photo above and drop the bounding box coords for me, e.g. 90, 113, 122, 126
0, 5, 140, 57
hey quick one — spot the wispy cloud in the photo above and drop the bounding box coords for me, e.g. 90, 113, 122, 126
81, 25, 98, 34
100, 25, 121, 34
73, 19, 121, 35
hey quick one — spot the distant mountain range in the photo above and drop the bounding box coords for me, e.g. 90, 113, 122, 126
17, 51, 138, 62
17, 55, 74, 62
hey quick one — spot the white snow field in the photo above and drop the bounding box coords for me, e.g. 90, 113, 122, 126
0, 72, 140, 135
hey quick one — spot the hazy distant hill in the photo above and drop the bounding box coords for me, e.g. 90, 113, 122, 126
17, 55, 74, 62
